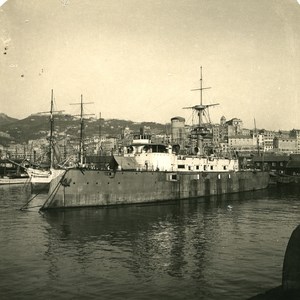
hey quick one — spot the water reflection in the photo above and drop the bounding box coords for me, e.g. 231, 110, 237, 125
41, 190, 274, 288
0, 184, 30, 209
1, 185, 300, 299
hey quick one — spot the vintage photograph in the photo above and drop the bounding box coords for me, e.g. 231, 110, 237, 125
0, 0, 300, 299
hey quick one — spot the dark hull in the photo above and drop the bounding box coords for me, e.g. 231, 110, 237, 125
270, 174, 300, 185
31, 182, 50, 194
42, 169, 270, 209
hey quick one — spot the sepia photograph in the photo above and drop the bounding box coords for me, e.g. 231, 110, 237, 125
0, 0, 300, 299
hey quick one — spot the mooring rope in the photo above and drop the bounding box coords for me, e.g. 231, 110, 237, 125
20, 171, 67, 211
40, 171, 67, 211
20, 191, 41, 211
21, 177, 31, 192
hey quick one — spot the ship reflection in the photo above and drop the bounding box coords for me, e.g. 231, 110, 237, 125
42, 189, 272, 283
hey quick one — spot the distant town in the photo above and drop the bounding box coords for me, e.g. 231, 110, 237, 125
0, 111, 299, 165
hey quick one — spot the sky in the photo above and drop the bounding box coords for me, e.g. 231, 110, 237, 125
0, 0, 300, 130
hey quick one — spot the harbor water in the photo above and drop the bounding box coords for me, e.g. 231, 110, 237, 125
0, 184, 299, 300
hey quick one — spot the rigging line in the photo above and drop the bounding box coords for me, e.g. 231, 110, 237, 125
40, 171, 67, 211
185, 111, 193, 125
21, 177, 31, 191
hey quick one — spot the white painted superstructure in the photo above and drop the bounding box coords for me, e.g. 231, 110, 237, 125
117, 140, 239, 172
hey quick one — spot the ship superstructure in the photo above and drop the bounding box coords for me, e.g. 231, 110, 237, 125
115, 135, 238, 173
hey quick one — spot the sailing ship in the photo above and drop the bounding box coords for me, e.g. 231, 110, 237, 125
0, 173, 29, 185
26, 90, 65, 193
39, 68, 269, 209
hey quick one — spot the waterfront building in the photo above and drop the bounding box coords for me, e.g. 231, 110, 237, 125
226, 118, 243, 136
228, 135, 258, 153
253, 154, 290, 173
101, 136, 118, 154
259, 129, 277, 152
273, 137, 297, 154
285, 154, 300, 175
290, 129, 300, 154
278, 130, 291, 138
5, 142, 33, 160
0, 144, 8, 159
212, 124, 222, 144
241, 128, 251, 136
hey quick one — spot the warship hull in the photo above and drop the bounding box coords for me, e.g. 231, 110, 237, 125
42, 169, 269, 209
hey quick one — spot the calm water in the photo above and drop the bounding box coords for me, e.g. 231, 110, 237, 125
0, 184, 299, 300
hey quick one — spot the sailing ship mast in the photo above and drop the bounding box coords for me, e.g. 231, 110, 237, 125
79, 95, 84, 164
71, 95, 94, 165
254, 118, 260, 156
99, 112, 102, 154
49, 89, 54, 168
39, 89, 64, 168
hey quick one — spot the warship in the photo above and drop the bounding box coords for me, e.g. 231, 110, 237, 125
39, 68, 269, 209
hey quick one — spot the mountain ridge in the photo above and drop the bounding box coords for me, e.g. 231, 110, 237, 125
0, 113, 19, 125
0, 112, 169, 144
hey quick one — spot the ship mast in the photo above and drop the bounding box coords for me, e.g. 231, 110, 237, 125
254, 118, 260, 156
39, 89, 64, 168
191, 66, 212, 130
71, 95, 94, 165
183, 67, 219, 156
49, 89, 54, 168
79, 95, 84, 164
99, 112, 102, 154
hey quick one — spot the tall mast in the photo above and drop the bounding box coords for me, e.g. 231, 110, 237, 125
199, 66, 203, 127
254, 118, 260, 156
99, 112, 102, 140
191, 66, 212, 127
184, 67, 218, 155
98, 112, 102, 154
49, 89, 54, 168
79, 95, 84, 164
38, 90, 64, 168
70, 95, 94, 165
200, 66, 203, 105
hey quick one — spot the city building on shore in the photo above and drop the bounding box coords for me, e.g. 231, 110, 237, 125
273, 136, 297, 154
2, 110, 300, 165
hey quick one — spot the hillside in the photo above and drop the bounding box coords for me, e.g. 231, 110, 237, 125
0, 113, 169, 143
0, 113, 19, 125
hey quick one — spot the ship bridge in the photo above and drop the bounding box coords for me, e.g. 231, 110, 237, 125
118, 143, 176, 171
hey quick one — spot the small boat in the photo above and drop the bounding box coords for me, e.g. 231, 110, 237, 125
0, 176, 29, 185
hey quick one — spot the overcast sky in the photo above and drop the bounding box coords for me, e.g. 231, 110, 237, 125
0, 0, 299, 130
